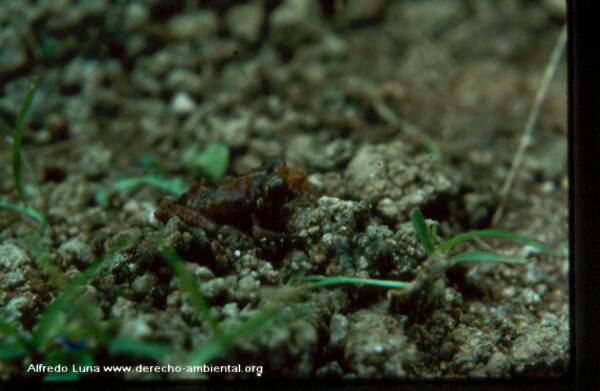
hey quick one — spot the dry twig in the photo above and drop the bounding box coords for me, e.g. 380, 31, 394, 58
492, 25, 567, 226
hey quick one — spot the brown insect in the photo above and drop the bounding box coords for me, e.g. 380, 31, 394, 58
154, 158, 308, 240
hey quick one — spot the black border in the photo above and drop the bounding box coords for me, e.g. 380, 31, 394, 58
572, 0, 600, 389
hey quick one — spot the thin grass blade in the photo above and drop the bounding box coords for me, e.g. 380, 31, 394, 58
0, 200, 46, 227
438, 229, 556, 254
93, 176, 188, 207
22, 233, 66, 287
0, 340, 28, 360
111, 176, 188, 195
409, 208, 436, 255
107, 337, 170, 362
160, 246, 221, 337
42, 349, 93, 381
188, 304, 304, 366
32, 234, 132, 350
0, 316, 31, 350
12, 77, 38, 206
449, 250, 527, 266
0, 317, 23, 338
290, 275, 412, 290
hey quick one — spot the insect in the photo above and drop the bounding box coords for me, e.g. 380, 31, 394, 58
154, 158, 308, 241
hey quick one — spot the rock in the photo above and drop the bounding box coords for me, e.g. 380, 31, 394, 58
386, 1, 466, 42
358, 224, 394, 254
226, 2, 265, 43
539, 0, 566, 18
124, 3, 149, 31
58, 235, 93, 266
199, 277, 229, 300
0, 28, 27, 73
283, 250, 315, 274
248, 139, 282, 159
271, 0, 318, 28
166, 290, 181, 307
345, 142, 453, 223
0, 243, 35, 290
121, 315, 153, 339
343, 309, 416, 378
48, 177, 95, 218
486, 351, 510, 377
132, 273, 158, 295
188, 265, 215, 281
200, 38, 240, 65
221, 302, 239, 319
237, 274, 261, 301
290, 320, 319, 375
329, 313, 349, 348
270, 0, 322, 48
213, 113, 250, 148
132, 67, 162, 96
450, 325, 498, 374
287, 134, 353, 172
391, 221, 429, 274
246, 317, 318, 376
111, 297, 135, 318
171, 91, 196, 114
510, 313, 569, 374
317, 361, 344, 378
168, 11, 218, 40
123, 200, 156, 226
524, 137, 567, 180
290, 196, 369, 240
463, 192, 495, 228
165, 68, 205, 95
343, 0, 384, 23
288, 194, 429, 277
4, 294, 35, 322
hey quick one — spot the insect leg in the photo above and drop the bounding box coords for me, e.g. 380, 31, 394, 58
167, 203, 218, 233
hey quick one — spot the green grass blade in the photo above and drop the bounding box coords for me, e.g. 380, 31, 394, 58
0, 200, 46, 227
32, 234, 132, 350
402, 122, 441, 157
43, 371, 80, 381
12, 77, 38, 207
0, 340, 28, 360
22, 233, 66, 287
41, 349, 93, 381
160, 246, 221, 337
21, 231, 109, 347
68, 300, 108, 345
135, 154, 168, 175
107, 337, 169, 362
32, 261, 106, 349
111, 176, 188, 195
449, 250, 527, 266
0, 316, 31, 351
93, 176, 188, 207
290, 275, 412, 290
183, 143, 229, 182
438, 229, 556, 254
409, 209, 436, 255
0, 317, 23, 338
373, 100, 441, 158
188, 309, 276, 366
188, 304, 303, 366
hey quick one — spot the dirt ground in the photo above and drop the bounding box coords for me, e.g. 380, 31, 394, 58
0, 0, 568, 380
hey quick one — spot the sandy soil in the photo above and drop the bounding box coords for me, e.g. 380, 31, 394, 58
0, 0, 567, 380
